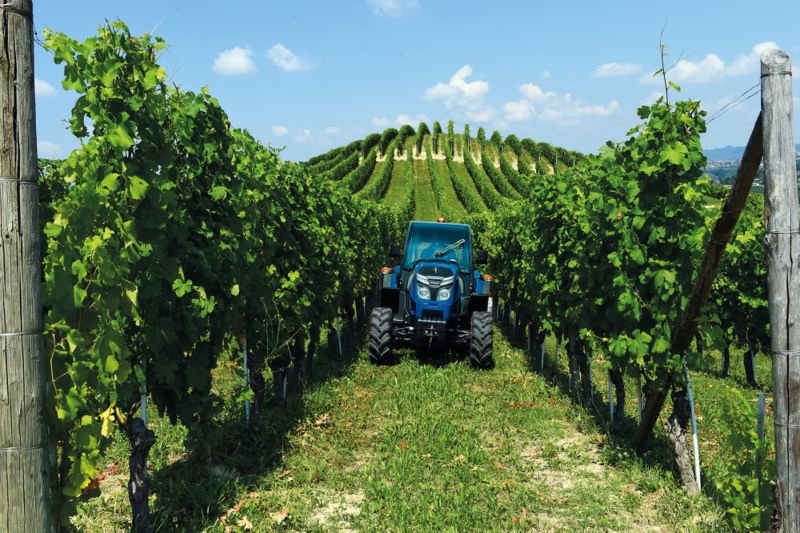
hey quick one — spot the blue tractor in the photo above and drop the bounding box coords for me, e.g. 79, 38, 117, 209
369, 220, 494, 368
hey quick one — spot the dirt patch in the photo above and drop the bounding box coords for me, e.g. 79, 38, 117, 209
97, 467, 128, 500
519, 433, 606, 491
311, 491, 365, 531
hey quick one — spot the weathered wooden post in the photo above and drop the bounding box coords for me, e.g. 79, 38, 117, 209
761, 48, 799, 532
0, 0, 53, 529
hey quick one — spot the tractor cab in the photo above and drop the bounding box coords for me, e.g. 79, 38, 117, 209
371, 220, 494, 368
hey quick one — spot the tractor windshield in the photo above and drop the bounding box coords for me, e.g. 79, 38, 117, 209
402, 223, 472, 272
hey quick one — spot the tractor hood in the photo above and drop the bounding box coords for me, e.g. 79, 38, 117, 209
408, 260, 461, 321
415, 262, 458, 288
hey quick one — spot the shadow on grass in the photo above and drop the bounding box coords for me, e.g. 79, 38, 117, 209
147, 325, 366, 531
414, 346, 466, 368
497, 319, 683, 487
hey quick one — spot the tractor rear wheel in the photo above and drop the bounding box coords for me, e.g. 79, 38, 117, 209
469, 311, 494, 369
369, 307, 393, 365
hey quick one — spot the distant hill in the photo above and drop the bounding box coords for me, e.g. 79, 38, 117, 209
303, 123, 584, 222
705, 144, 800, 161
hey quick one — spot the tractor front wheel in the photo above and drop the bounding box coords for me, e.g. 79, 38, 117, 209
469, 311, 494, 369
369, 307, 393, 365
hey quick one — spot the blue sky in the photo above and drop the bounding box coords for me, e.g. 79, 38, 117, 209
33, 0, 799, 162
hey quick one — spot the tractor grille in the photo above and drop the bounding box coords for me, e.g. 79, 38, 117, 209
419, 310, 445, 325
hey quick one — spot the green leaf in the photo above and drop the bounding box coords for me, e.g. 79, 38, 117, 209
128, 176, 149, 200
630, 247, 645, 265
210, 185, 228, 200
98, 173, 119, 195
73, 284, 87, 308
107, 124, 135, 149
661, 142, 688, 165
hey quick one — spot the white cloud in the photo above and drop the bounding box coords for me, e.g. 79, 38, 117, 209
538, 97, 620, 122
424, 65, 496, 123
592, 62, 642, 78
213, 47, 257, 75
669, 53, 726, 84
322, 126, 342, 135
395, 113, 430, 126
37, 140, 61, 158
367, 0, 418, 17
35, 78, 56, 97
504, 83, 620, 125
519, 83, 556, 103
372, 117, 391, 127
727, 41, 780, 76
267, 43, 312, 72
641, 42, 781, 84
272, 125, 288, 137
294, 129, 313, 143
503, 100, 531, 122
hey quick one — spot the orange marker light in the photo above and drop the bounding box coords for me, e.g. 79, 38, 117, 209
481, 274, 494, 281
380, 266, 392, 274
437, 215, 446, 223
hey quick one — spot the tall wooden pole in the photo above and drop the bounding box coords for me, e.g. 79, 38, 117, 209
762, 48, 799, 532
0, 0, 53, 530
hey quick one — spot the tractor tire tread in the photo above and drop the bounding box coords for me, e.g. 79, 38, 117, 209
469, 311, 494, 369
369, 307, 393, 365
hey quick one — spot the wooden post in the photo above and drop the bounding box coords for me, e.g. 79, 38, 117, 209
761, 48, 799, 532
0, 0, 53, 530
632, 112, 764, 453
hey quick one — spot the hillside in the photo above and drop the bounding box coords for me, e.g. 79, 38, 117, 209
304, 123, 584, 222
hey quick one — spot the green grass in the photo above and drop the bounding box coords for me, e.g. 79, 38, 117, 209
429, 157, 468, 221
73, 324, 735, 531
381, 143, 414, 205
411, 153, 439, 221
501, 313, 775, 530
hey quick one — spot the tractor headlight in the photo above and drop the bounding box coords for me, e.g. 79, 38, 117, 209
437, 287, 451, 301
417, 285, 431, 299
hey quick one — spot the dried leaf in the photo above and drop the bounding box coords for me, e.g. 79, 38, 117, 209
314, 413, 332, 427
236, 516, 253, 530
270, 508, 289, 524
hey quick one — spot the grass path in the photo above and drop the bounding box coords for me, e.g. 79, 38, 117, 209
380, 157, 412, 205
430, 157, 469, 220
75, 327, 731, 531
245, 332, 724, 531
411, 155, 439, 221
